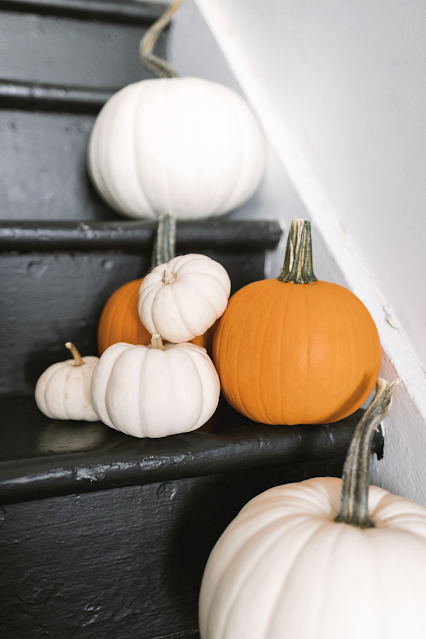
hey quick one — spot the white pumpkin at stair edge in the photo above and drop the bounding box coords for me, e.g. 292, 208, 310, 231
90, 337, 220, 438
139, 254, 231, 344
35, 342, 99, 421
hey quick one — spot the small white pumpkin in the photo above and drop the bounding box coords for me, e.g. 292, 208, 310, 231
138, 254, 231, 343
199, 379, 426, 639
90, 335, 220, 438
87, 1, 266, 220
35, 343, 99, 421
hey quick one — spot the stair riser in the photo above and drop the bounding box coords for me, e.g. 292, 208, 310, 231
0, 457, 346, 639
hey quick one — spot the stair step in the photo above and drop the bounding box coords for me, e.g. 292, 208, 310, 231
0, 396, 383, 505
0, 79, 114, 113
0, 0, 168, 24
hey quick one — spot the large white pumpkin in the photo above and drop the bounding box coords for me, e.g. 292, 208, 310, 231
87, 77, 266, 219
199, 477, 426, 639
90, 339, 220, 438
199, 379, 426, 639
138, 254, 231, 343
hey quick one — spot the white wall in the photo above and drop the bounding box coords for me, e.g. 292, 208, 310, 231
194, 0, 426, 369
168, 0, 426, 503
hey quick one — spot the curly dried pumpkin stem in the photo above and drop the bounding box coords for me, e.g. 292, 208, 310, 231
335, 378, 399, 529
278, 219, 318, 284
150, 211, 177, 272
139, 0, 183, 78
65, 342, 84, 366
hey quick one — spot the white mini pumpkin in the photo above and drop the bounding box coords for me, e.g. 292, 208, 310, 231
87, 0, 266, 220
90, 336, 220, 438
35, 343, 99, 421
138, 254, 231, 343
199, 380, 426, 639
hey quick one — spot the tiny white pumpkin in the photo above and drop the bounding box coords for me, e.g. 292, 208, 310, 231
90, 335, 220, 438
199, 380, 426, 639
138, 254, 231, 343
86, 0, 266, 221
35, 342, 99, 421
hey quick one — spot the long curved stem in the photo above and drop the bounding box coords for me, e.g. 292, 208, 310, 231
335, 378, 399, 528
139, 0, 184, 78
150, 211, 177, 271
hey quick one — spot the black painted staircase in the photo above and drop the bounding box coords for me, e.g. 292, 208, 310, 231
0, 2, 385, 638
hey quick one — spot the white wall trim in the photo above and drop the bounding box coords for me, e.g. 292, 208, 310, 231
195, 0, 426, 504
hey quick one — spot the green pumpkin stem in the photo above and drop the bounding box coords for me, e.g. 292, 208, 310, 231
151, 333, 166, 351
150, 211, 177, 272
65, 342, 84, 366
278, 219, 318, 284
335, 378, 399, 529
139, 0, 183, 79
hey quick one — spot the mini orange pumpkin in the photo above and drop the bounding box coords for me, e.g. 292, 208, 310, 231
212, 219, 381, 425
98, 213, 217, 355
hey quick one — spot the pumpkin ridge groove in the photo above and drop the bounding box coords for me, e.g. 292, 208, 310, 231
256, 283, 285, 424
41, 362, 63, 419
263, 518, 342, 639
213, 515, 319, 639
179, 270, 229, 303
168, 278, 204, 339
104, 90, 129, 214
103, 288, 120, 350
62, 362, 74, 421
234, 284, 271, 422
181, 348, 205, 430
176, 274, 223, 318
302, 283, 310, 424
125, 281, 140, 344
138, 347, 148, 436
164, 79, 174, 214
134, 82, 158, 217
277, 283, 287, 421
326, 283, 340, 419
118, 285, 132, 345
326, 283, 353, 422
212, 84, 244, 215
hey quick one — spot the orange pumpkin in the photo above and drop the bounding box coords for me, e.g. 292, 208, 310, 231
98, 279, 150, 355
212, 218, 381, 425
98, 213, 217, 355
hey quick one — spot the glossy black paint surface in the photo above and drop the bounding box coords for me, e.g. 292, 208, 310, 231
0, 219, 282, 252
0, 395, 384, 505
0, 80, 114, 113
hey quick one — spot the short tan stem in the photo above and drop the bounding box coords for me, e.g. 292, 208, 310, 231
139, 0, 183, 78
162, 268, 177, 284
278, 219, 317, 284
65, 342, 84, 366
335, 378, 399, 529
151, 333, 165, 350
